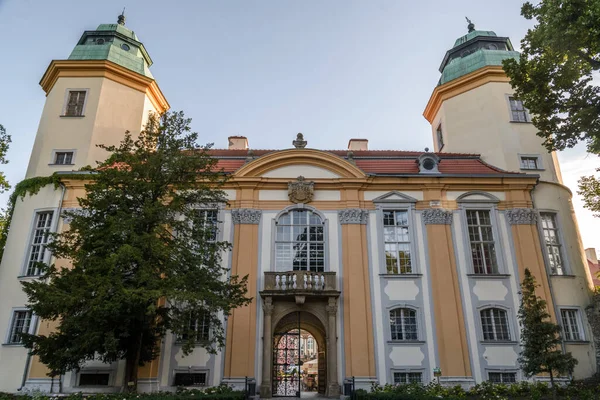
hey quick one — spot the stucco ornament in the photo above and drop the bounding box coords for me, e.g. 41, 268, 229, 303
292, 132, 307, 149
288, 176, 314, 204
506, 208, 538, 225
338, 208, 368, 225
231, 208, 262, 224
422, 209, 453, 225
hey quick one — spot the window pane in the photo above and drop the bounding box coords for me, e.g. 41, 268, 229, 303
390, 308, 418, 341
467, 210, 498, 274
275, 210, 324, 271
561, 309, 581, 341
9, 310, 32, 344
66, 91, 86, 116
26, 211, 54, 276
481, 308, 510, 341
383, 210, 412, 274
540, 213, 565, 275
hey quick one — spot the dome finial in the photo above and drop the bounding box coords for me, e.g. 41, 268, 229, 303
118, 8, 126, 25
465, 16, 475, 32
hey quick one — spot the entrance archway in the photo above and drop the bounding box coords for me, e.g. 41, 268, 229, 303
272, 311, 327, 397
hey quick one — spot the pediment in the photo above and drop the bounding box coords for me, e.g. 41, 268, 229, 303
262, 164, 341, 179
371, 191, 418, 203
456, 191, 500, 203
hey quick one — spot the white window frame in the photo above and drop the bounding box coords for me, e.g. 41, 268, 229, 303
372, 192, 419, 275
537, 211, 569, 275
382, 209, 414, 274
479, 306, 513, 342
487, 370, 519, 384
172, 368, 209, 387
559, 308, 586, 342
50, 149, 77, 166
465, 209, 500, 275
76, 368, 115, 387
272, 204, 328, 272
61, 88, 89, 117
177, 311, 211, 343
435, 123, 444, 151
388, 306, 419, 342
392, 370, 424, 385
21, 209, 57, 277
518, 154, 543, 171
5, 308, 35, 345
506, 95, 530, 123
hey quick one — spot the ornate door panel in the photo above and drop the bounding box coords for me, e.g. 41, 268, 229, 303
272, 331, 300, 397
317, 350, 326, 394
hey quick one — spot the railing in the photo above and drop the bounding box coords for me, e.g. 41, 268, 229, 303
264, 271, 337, 292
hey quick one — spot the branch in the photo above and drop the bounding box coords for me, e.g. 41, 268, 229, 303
575, 50, 600, 70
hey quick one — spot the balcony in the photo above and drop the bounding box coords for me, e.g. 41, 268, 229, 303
261, 271, 339, 301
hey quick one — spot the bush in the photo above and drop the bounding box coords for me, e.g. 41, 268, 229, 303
355, 380, 600, 400
0, 388, 245, 400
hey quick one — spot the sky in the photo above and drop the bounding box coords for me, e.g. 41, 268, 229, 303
0, 0, 598, 251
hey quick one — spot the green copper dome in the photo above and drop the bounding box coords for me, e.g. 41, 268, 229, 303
437, 23, 519, 85
68, 14, 153, 78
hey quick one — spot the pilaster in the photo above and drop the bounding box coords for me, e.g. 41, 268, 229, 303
424, 209, 472, 378
339, 207, 376, 378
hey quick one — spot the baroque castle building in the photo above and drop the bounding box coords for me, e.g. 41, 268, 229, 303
0, 16, 596, 397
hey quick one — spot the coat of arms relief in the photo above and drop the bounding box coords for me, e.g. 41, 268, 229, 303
288, 176, 314, 203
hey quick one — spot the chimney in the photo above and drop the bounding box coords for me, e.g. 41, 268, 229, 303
228, 136, 248, 150
585, 248, 598, 264
348, 138, 368, 151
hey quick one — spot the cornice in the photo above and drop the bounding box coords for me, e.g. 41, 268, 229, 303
423, 65, 510, 123
40, 59, 170, 113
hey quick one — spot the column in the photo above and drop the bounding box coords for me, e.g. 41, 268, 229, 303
338, 208, 376, 379
422, 209, 472, 378
506, 208, 556, 319
260, 297, 273, 398
224, 209, 261, 381
326, 297, 340, 396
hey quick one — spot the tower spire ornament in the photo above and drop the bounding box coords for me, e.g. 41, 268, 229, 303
118, 8, 126, 25
465, 17, 475, 32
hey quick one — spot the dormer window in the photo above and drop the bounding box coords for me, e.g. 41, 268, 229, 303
417, 153, 440, 174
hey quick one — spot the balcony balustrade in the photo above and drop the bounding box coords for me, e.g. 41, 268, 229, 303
262, 270, 338, 296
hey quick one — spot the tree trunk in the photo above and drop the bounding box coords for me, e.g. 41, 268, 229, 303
123, 331, 144, 393
549, 370, 557, 400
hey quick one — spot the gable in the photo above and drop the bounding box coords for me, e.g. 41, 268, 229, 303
262, 164, 341, 179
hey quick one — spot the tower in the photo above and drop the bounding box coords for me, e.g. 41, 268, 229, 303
423, 20, 562, 184
25, 13, 169, 178
424, 20, 597, 379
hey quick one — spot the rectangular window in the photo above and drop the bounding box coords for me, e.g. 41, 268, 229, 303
8, 310, 32, 344
540, 213, 565, 275
466, 210, 498, 274
488, 372, 517, 384
25, 211, 54, 276
481, 308, 511, 341
64, 90, 86, 117
509, 97, 528, 122
79, 373, 110, 386
520, 156, 540, 170
383, 210, 412, 274
179, 312, 210, 342
393, 372, 422, 384
194, 209, 218, 243
561, 309, 583, 341
174, 372, 207, 387
436, 124, 444, 151
54, 151, 74, 165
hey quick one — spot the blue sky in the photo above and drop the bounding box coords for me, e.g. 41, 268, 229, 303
0, 0, 598, 251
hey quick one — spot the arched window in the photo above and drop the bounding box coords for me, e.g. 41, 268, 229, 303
275, 209, 324, 272
480, 308, 510, 341
389, 308, 418, 341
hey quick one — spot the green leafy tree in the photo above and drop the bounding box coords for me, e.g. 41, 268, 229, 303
578, 170, 600, 216
518, 269, 577, 395
502, 0, 600, 154
0, 124, 11, 193
21, 111, 251, 391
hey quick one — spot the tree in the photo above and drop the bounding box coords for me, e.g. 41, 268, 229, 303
518, 269, 577, 395
21, 111, 252, 391
0, 124, 11, 193
578, 170, 600, 216
502, 0, 600, 154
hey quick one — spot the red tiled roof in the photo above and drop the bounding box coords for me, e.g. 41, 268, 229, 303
207, 148, 522, 176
